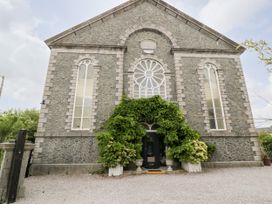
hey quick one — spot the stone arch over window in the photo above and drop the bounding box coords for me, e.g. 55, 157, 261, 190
119, 24, 177, 47
202, 63, 226, 130
133, 58, 167, 99
71, 57, 99, 130
124, 28, 174, 100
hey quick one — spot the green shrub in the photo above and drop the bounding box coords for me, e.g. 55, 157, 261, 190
97, 96, 209, 167
0, 109, 39, 143
259, 132, 272, 158
97, 132, 137, 168
172, 139, 208, 164
97, 115, 145, 167
207, 143, 216, 159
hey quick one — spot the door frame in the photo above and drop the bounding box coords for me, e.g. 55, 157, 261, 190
142, 131, 161, 169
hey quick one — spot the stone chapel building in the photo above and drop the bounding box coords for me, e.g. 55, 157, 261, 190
31, 0, 262, 175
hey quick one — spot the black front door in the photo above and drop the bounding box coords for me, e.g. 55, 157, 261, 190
142, 132, 161, 169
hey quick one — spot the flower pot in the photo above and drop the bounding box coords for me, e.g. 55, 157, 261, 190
263, 158, 271, 166
136, 159, 143, 173
166, 159, 173, 172
182, 162, 202, 173
108, 165, 123, 176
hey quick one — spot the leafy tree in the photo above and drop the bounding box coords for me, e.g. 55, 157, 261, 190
0, 109, 39, 143
242, 40, 272, 71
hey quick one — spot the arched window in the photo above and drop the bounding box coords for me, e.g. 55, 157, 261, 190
72, 59, 95, 130
133, 58, 166, 99
203, 63, 226, 130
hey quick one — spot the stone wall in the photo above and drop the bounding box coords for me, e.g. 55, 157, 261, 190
174, 54, 253, 137
0, 143, 34, 202
32, 0, 261, 174
33, 49, 123, 169
41, 52, 118, 135
202, 137, 255, 162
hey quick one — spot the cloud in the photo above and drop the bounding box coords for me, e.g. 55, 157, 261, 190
199, 0, 272, 33
0, 0, 271, 130
252, 104, 272, 128
0, 0, 50, 111
246, 73, 272, 128
167, 0, 207, 18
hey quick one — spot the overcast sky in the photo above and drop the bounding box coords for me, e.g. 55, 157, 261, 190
0, 0, 271, 128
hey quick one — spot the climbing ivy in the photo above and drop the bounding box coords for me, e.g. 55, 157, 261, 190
97, 96, 208, 168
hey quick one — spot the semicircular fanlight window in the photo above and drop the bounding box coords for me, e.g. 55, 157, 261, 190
133, 59, 166, 98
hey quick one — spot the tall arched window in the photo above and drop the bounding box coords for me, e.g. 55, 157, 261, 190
133, 58, 166, 99
203, 63, 226, 130
72, 59, 95, 130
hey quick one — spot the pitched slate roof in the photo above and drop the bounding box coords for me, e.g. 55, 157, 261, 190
45, 0, 245, 52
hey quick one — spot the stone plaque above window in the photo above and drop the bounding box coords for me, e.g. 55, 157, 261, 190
140, 40, 157, 54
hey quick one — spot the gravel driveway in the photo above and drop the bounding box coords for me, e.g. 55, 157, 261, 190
16, 167, 272, 204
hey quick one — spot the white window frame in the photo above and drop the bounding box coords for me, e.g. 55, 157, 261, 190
71, 59, 94, 130
133, 58, 167, 99
204, 63, 226, 131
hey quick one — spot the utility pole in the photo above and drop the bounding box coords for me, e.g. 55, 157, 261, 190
0, 75, 4, 97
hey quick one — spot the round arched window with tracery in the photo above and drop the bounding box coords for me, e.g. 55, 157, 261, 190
133, 58, 166, 98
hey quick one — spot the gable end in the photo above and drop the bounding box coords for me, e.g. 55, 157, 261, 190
45, 0, 245, 53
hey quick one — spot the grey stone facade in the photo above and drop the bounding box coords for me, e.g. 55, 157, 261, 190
32, 0, 262, 175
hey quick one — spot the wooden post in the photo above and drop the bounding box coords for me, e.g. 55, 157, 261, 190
6, 130, 26, 204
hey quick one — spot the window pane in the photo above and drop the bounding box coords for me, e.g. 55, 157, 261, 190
203, 64, 225, 130
207, 99, 213, 109
73, 118, 81, 129
83, 106, 92, 118
75, 66, 85, 104
75, 96, 83, 106
74, 107, 82, 118
210, 68, 225, 129
82, 118, 91, 129
85, 80, 93, 97
217, 118, 225, 129
72, 64, 86, 129
133, 59, 166, 99
72, 59, 95, 130
84, 97, 92, 106
76, 80, 84, 96
214, 99, 224, 122
203, 69, 211, 101
209, 119, 216, 129
79, 64, 86, 79
87, 65, 94, 79
208, 108, 215, 118
215, 106, 223, 119
154, 88, 160, 95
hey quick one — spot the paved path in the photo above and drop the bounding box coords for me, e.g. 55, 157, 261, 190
17, 167, 272, 204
